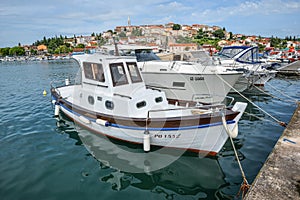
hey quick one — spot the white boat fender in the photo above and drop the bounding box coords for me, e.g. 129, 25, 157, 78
96, 119, 110, 127
221, 114, 238, 138
143, 130, 151, 152
65, 78, 70, 86
79, 115, 91, 124
54, 102, 60, 117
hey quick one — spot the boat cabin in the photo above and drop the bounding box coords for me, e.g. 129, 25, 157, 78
72, 53, 168, 117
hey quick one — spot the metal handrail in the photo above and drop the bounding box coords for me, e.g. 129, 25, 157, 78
145, 103, 226, 124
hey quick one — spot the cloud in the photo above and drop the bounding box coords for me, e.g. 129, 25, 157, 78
1, 0, 300, 46
190, 0, 300, 24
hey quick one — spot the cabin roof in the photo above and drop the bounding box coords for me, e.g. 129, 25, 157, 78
73, 52, 136, 64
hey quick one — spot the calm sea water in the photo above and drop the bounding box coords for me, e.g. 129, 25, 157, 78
0, 60, 299, 200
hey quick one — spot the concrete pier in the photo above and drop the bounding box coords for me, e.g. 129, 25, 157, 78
277, 61, 300, 76
244, 103, 300, 199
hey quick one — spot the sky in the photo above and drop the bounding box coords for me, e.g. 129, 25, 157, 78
1, 0, 300, 47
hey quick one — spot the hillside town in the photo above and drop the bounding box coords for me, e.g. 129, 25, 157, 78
0, 20, 299, 61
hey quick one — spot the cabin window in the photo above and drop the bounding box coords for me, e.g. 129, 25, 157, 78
83, 62, 105, 82
155, 97, 163, 103
173, 82, 185, 87
136, 101, 146, 109
110, 63, 128, 86
105, 100, 114, 110
127, 62, 143, 83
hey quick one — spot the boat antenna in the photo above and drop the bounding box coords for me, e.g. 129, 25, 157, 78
113, 37, 120, 56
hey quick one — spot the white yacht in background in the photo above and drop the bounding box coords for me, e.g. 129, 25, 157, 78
101, 45, 242, 105
215, 46, 277, 90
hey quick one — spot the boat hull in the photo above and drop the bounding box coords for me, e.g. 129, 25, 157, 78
52, 91, 245, 156
142, 72, 241, 104
59, 102, 234, 155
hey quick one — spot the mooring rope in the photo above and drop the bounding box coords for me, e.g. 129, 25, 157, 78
215, 72, 287, 127
243, 111, 282, 126
251, 72, 299, 104
222, 113, 250, 198
264, 79, 299, 104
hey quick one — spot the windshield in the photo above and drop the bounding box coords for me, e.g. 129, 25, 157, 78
127, 62, 143, 83
236, 47, 260, 64
108, 48, 161, 62
110, 63, 128, 86
218, 46, 249, 58
134, 49, 161, 62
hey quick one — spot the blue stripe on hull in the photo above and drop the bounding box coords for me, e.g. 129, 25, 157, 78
54, 96, 235, 131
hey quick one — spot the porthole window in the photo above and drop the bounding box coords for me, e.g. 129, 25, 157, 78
88, 96, 95, 105
105, 100, 114, 110
136, 101, 146, 109
155, 97, 163, 103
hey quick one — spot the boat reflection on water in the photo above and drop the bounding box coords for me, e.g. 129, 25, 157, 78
55, 114, 229, 199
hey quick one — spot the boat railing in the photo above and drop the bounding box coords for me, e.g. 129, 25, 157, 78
146, 103, 226, 123
191, 93, 235, 106
50, 77, 78, 89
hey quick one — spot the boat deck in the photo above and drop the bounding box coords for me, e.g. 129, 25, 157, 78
244, 102, 300, 199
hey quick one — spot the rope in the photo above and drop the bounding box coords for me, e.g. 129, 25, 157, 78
222, 113, 251, 198
215, 73, 287, 127
264, 80, 299, 104
244, 111, 281, 126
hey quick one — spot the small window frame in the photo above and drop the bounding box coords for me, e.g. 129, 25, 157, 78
83, 62, 105, 82
110, 63, 129, 87
126, 62, 143, 83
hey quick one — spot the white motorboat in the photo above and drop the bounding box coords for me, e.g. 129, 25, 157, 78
215, 46, 277, 90
51, 53, 247, 156
102, 45, 242, 105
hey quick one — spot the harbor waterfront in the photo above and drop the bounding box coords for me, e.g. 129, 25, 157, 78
245, 102, 300, 199
0, 59, 299, 200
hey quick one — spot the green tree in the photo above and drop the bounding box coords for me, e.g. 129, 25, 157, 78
30, 49, 37, 55
229, 32, 233, 40
213, 29, 225, 39
9, 46, 25, 56
76, 43, 85, 48
132, 28, 143, 36
195, 29, 207, 39
118, 31, 127, 37
0, 47, 10, 56
48, 40, 58, 53
172, 24, 181, 30
257, 43, 266, 52
54, 45, 71, 54
176, 35, 193, 43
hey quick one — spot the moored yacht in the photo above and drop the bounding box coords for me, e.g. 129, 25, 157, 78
51, 53, 247, 156
215, 46, 277, 89
101, 45, 242, 105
